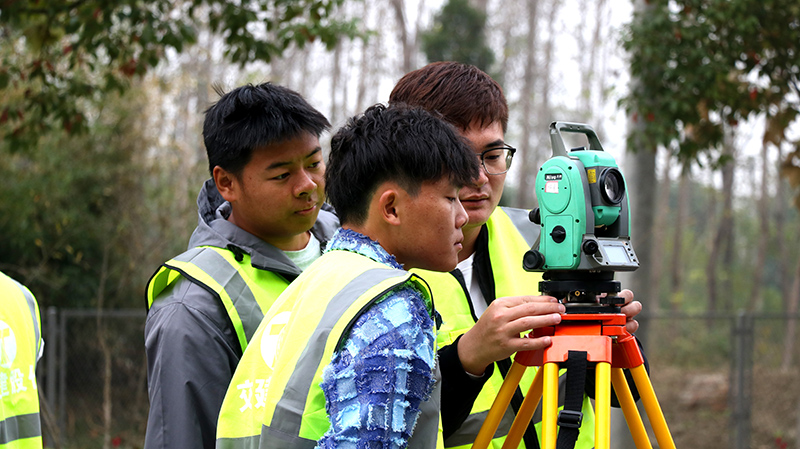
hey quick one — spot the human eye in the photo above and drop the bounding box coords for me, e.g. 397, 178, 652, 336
270, 172, 290, 181
482, 149, 503, 161
308, 160, 322, 169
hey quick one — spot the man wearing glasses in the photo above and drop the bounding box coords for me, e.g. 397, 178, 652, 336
390, 62, 643, 449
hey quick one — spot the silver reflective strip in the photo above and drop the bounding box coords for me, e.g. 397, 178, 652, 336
407, 360, 442, 449
215, 434, 260, 449
0, 412, 42, 445
259, 426, 316, 449
267, 267, 408, 439
502, 207, 540, 247
15, 282, 40, 349
171, 248, 264, 344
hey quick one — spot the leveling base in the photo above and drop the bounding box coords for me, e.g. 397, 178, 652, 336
471, 312, 676, 449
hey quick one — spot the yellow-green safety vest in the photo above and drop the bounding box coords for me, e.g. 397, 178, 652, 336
415, 207, 595, 449
0, 272, 43, 449
146, 246, 289, 352
216, 250, 444, 449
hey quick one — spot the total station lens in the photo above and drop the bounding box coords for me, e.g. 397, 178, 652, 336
600, 168, 625, 204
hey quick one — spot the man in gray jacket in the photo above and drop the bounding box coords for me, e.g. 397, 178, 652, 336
144, 83, 339, 449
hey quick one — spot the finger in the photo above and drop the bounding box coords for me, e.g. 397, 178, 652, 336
619, 289, 634, 304
498, 301, 565, 324
621, 300, 642, 319
625, 319, 639, 334
492, 295, 559, 308
513, 335, 553, 353
508, 311, 563, 335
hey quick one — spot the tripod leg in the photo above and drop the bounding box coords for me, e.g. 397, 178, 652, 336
541, 363, 560, 449
610, 368, 652, 449
595, 362, 611, 449
502, 367, 544, 449
630, 365, 676, 449
472, 361, 527, 449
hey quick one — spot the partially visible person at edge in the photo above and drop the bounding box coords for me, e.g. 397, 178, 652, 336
390, 61, 646, 449
143, 82, 339, 449
0, 271, 44, 449
214, 103, 481, 448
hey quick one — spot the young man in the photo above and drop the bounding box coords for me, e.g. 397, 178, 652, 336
214, 104, 517, 448
144, 83, 339, 449
0, 271, 44, 449
390, 62, 644, 449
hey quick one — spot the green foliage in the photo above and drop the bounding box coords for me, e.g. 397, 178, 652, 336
420, 0, 495, 72
0, 0, 362, 150
0, 85, 189, 309
622, 0, 800, 167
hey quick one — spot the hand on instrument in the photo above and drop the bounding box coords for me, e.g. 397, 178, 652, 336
618, 289, 642, 334
456, 295, 565, 376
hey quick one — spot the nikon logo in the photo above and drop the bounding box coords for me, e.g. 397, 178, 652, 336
544, 173, 562, 181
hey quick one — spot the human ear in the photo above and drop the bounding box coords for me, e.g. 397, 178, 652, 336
377, 187, 402, 226
213, 166, 238, 203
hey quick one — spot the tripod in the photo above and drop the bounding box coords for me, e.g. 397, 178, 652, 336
470, 309, 676, 449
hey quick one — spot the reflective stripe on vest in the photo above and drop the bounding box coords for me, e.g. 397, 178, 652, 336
146, 246, 289, 352
216, 250, 443, 449
416, 207, 595, 449
0, 272, 43, 449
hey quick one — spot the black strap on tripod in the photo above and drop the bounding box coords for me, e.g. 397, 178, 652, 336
556, 351, 587, 449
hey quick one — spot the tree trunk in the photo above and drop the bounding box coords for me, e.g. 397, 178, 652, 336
330, 41, 342, 125
626, 0, 658, 348
575, 0, 607, 122
390, 0, 413, 74
748, 126, 772, 312
648, 147, 672, 312
514, 0, 539, 209
95, 244, 112, 449
669, 160, 691, 311
780, 249, 800, 371
706, 132, 736, 317
627, 143, 657, 332
776, 144, 792, 306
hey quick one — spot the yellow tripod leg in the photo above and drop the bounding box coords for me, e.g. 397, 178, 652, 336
630, 365, 676, 449
594, 362, 611, 449
541, 362, 560, 449
502, 367, 544, 449
610, 368, 652, 449
472, 361, 527, 449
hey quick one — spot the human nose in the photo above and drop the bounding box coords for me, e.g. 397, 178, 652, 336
294, 169, 318, 197
471, 166, 489, 188
455, 199, 468, 229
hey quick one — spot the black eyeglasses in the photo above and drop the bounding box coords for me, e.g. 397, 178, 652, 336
479, 145, 516, 175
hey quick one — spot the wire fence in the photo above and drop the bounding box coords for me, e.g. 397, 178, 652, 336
36, 308, 799, 449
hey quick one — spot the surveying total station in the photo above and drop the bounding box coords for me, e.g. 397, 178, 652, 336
471, 122, 676, 449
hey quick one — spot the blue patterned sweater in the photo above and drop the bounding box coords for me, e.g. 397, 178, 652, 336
316, 228, 438, 449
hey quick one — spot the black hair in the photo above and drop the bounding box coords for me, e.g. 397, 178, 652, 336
326, 104, 479, 225
202, 82, 331, 177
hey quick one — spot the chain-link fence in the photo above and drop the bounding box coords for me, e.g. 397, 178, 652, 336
37, 308, 799, 449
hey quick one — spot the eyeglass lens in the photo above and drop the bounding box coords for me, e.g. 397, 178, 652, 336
481, 148, 514, 174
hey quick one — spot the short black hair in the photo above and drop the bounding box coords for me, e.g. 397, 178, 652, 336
326, 104, 479, 225
202, 82, 331, 177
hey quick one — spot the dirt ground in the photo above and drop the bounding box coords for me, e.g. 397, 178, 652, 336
648, 366, 799, 449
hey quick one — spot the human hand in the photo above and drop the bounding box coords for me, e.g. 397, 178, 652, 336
456, 295, 565, 376
618, 289, 642, 334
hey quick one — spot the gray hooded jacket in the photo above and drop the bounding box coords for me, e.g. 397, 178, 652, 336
144, 179, 338, 449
